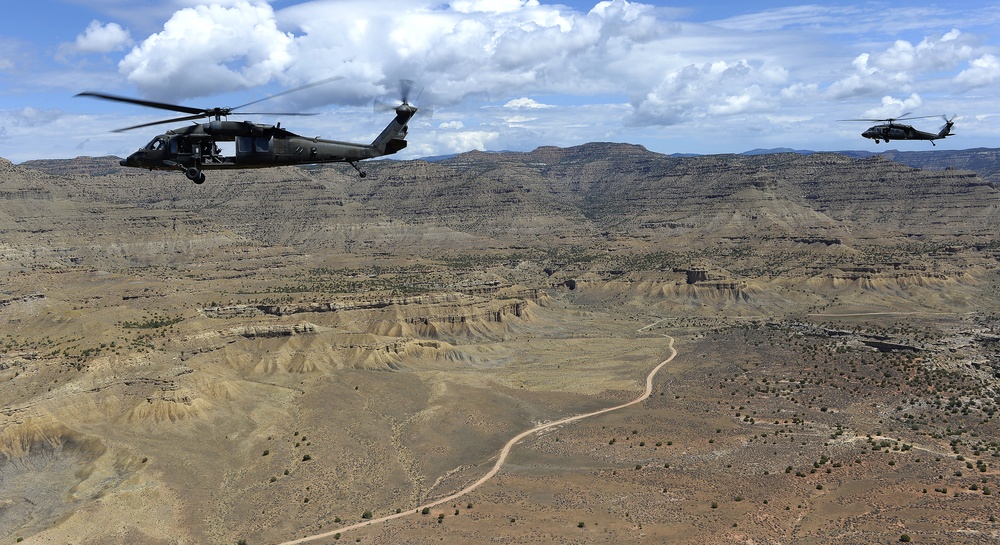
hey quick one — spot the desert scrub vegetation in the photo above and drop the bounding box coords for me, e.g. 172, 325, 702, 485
108, 313, 185, 352
440, 245, 603, 270
698, 320, 1000, 465
607, 250, 690, 272
119, 313, 184, 329
257, 264, 448, 296
852, 241, 955, 264
4, 333, 62, 352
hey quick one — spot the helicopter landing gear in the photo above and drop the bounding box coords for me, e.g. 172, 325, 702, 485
348, 161, 367, 178
185, 167, 206, 184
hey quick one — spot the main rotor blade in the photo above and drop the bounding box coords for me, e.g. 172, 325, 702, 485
231, 76, 345, 112
838, 114, 942, 123
82, 76, 342, 133
113, 111, 317, 132
112, 113, 207, 133
76, 91, 204, 116
895, 114, 941, 121
235, 112, 318, 117
374, 97, 400, 112
400, 79, 414, 104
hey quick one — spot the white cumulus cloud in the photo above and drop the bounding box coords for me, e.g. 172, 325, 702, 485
504, 97, 553, 109
55, 1, 1000, 158
119, 2, 294, 99
58, 20, 133, 59
956, 53, 1000, 89
116, 0, 680, 106
862, 93, 924, 119
76, 21, 133, 54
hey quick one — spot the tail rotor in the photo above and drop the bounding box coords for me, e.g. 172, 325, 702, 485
939, 115, 956, 137
374, 79, 429, 117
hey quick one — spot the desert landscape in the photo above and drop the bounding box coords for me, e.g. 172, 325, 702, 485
3, 144, 1000, 544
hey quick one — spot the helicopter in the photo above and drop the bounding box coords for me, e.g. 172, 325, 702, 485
840, 113, 956, 146
77, 77, 418, 183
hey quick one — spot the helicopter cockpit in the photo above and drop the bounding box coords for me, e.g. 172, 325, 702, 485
147, 136, 169, 151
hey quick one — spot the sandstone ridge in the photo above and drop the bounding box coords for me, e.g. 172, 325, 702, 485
3, 145, 1000, 544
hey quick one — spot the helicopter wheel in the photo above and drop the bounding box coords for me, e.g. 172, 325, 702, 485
348, 161, 367, 178
186, 167, 206, 184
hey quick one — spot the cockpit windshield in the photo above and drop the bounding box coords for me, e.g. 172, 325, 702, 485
146, 137, 167, 151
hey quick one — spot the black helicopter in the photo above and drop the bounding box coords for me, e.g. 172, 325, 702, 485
77, 77, 418, 183
841, 113, 956, 146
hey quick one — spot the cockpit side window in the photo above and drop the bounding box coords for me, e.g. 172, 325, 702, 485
147, 137, 166, 151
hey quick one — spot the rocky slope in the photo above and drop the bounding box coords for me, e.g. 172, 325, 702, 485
842, 147, 1000, 184
16, 145, 1000, 246
3, 145, 1000, 544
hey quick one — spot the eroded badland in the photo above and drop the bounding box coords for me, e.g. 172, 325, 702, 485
3, 145, 1000, 544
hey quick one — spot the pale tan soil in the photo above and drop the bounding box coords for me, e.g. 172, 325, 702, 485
7, 268, 999, 545
3, 150, 1000, 544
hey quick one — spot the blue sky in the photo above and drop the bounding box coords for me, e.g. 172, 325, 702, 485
2, 0, 999, 162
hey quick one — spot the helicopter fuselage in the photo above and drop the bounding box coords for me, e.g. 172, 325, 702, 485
79, 77, 420, 182
861, 120, 953, 146
121, 117, 409, 183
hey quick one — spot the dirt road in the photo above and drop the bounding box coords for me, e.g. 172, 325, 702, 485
278, 335, 677, 544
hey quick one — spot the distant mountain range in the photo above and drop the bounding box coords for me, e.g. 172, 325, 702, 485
417, 146, 1000, 184
23, 145, 997, 184
744, 147, 1000, 183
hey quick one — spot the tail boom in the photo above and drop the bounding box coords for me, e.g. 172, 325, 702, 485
371, 104, 418, 156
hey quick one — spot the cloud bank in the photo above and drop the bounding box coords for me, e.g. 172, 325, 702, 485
50, 1, 1000, 157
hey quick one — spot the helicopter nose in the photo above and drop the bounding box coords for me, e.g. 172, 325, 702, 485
121, 152, 142, 167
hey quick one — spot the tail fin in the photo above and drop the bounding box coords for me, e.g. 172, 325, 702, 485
371, 104, 418, 156
938, 115, 955, 138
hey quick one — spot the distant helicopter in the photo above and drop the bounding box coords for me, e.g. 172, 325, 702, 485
77, 78, 418, 183
840, 113, 956, 146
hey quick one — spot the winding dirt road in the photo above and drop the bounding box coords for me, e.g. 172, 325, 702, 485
278, 335, 677, 544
